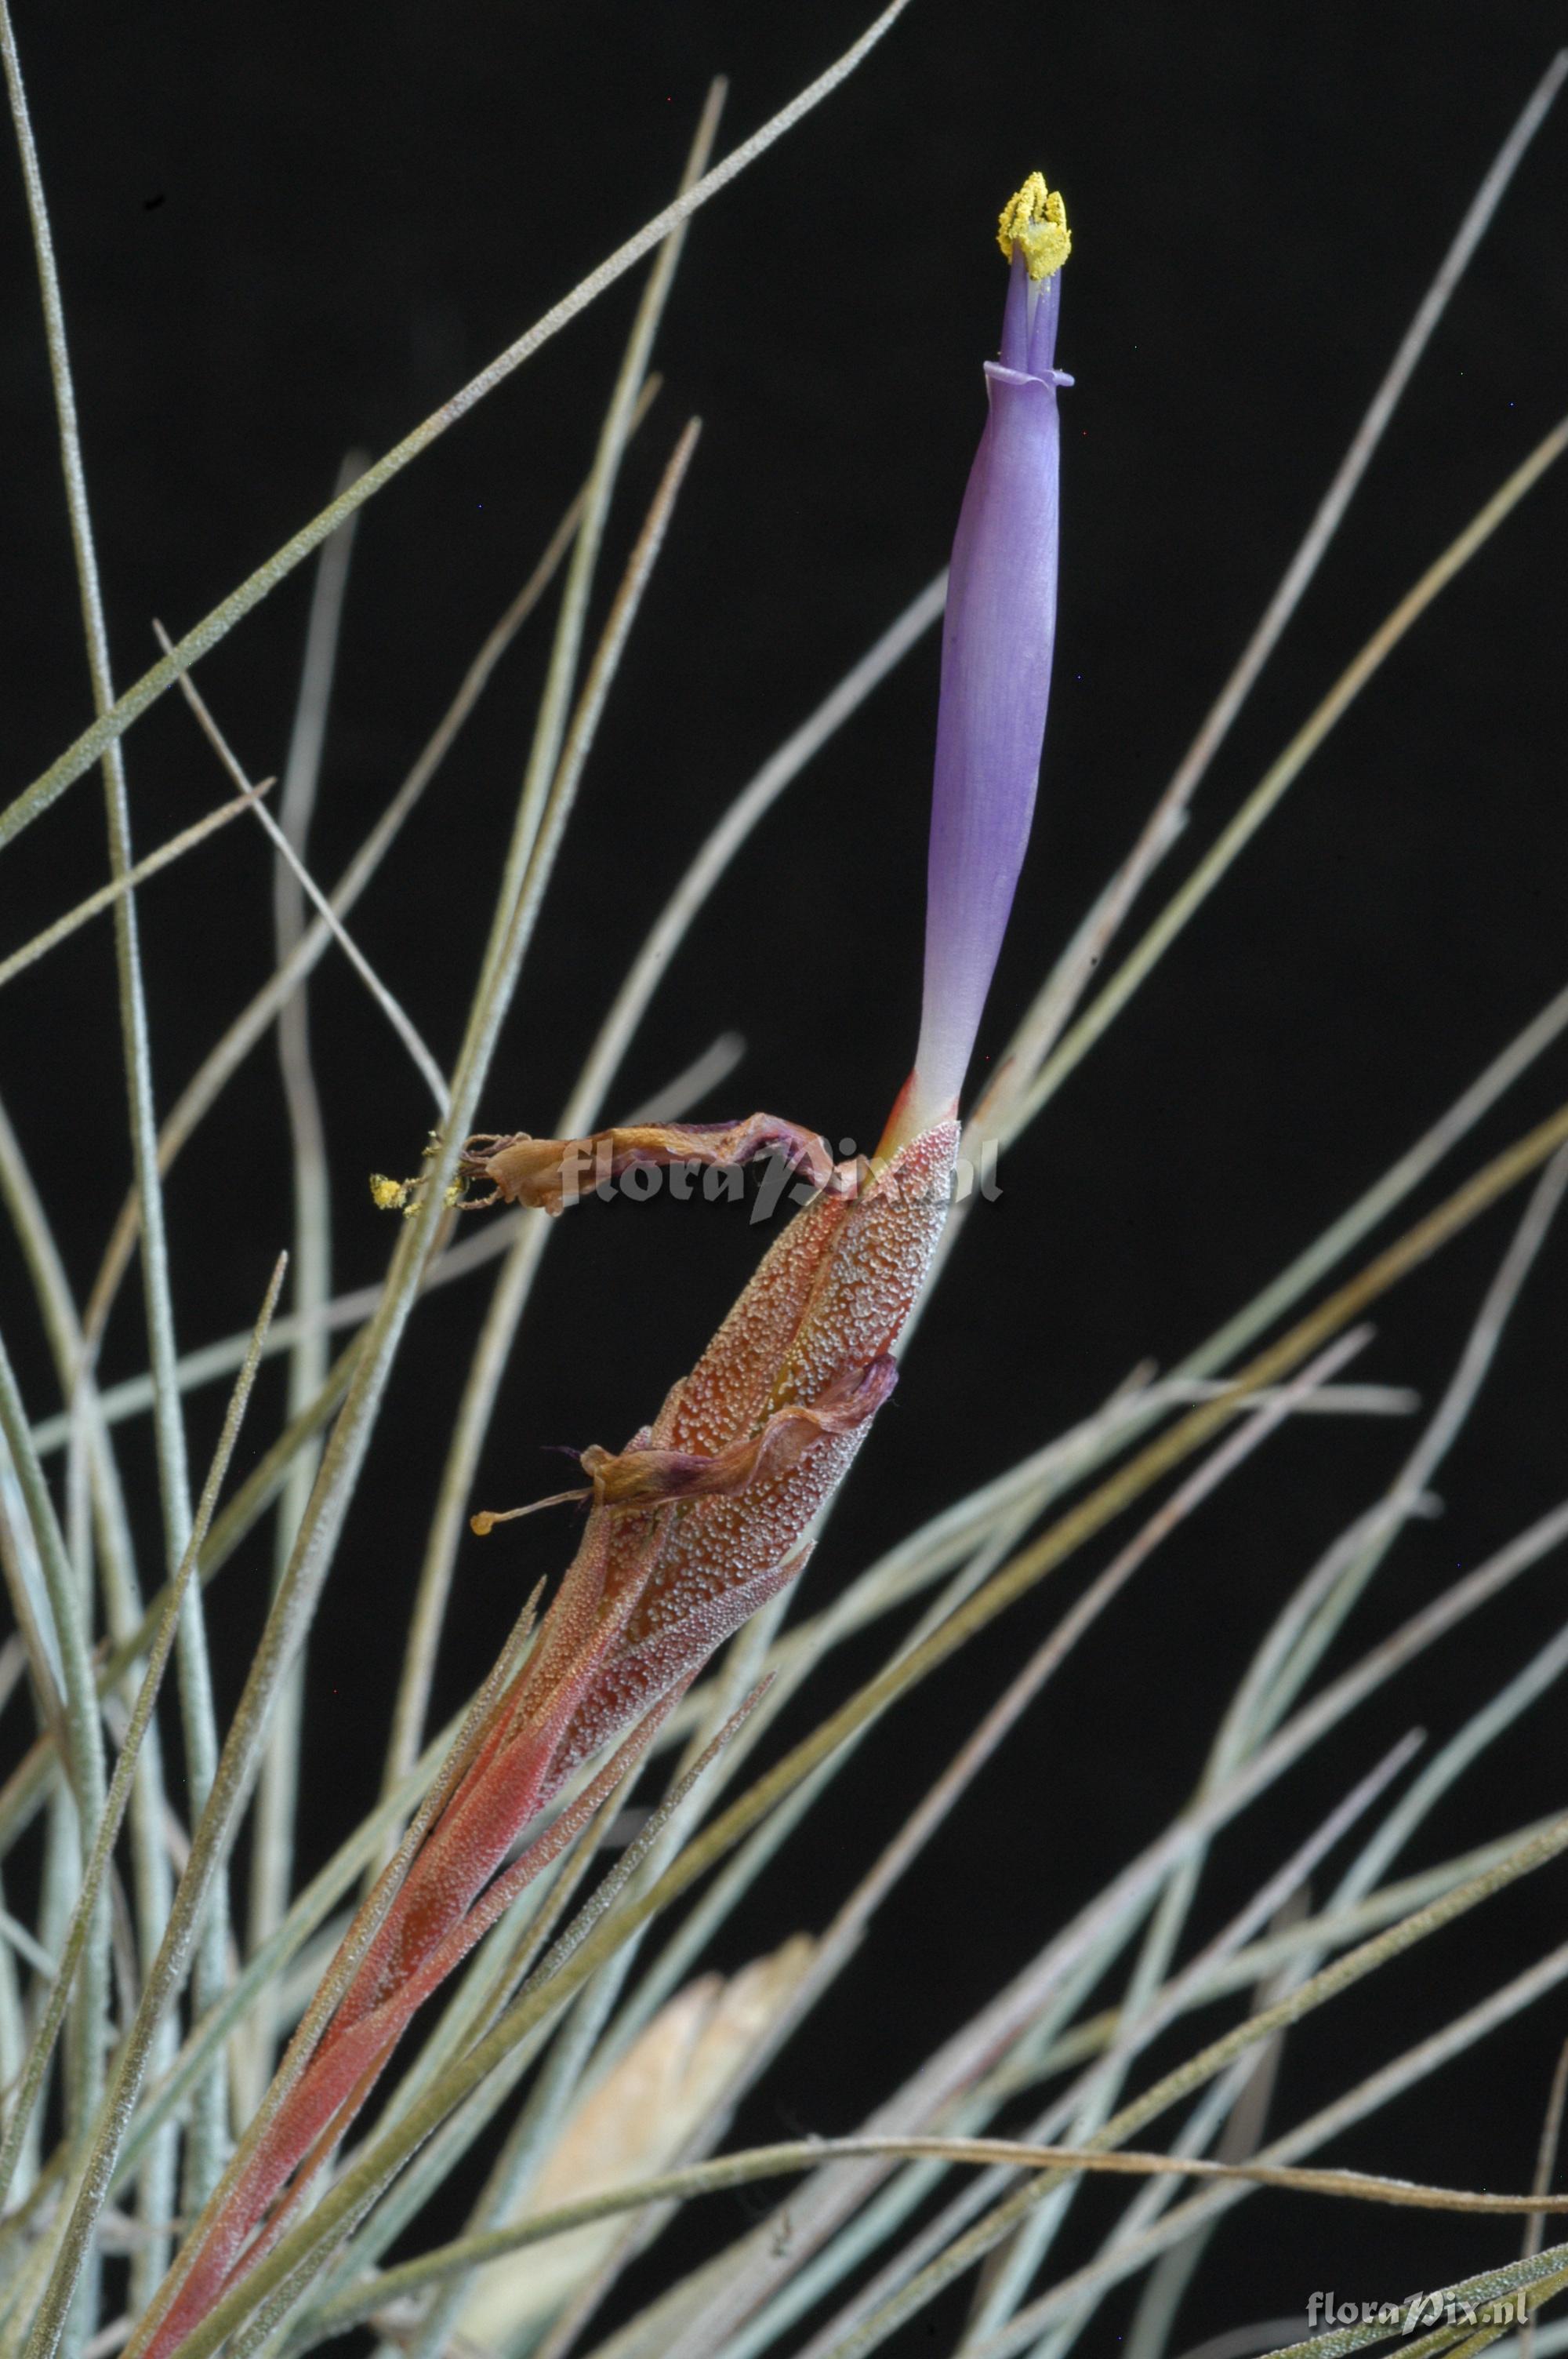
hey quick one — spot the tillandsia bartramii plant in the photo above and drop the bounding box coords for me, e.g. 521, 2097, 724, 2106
122, 166, 1071, 2359
2, 12, 1568, 2359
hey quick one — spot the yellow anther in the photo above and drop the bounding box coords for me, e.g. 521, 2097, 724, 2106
997, 173, 1071, 281
369, 1174, 410, 1212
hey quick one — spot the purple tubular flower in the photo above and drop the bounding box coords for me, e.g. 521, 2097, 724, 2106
884, 175, 1071, 1152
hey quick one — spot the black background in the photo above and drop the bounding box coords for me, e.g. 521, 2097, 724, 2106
3, 5, 1568, 2353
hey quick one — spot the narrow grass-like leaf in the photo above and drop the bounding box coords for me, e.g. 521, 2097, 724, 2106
296, 2132, 1568, 2346
246, 456, 361, 2110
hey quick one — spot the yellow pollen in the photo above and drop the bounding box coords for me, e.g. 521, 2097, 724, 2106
997, 173, 1071, 282
369, 1173, 409, 1212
